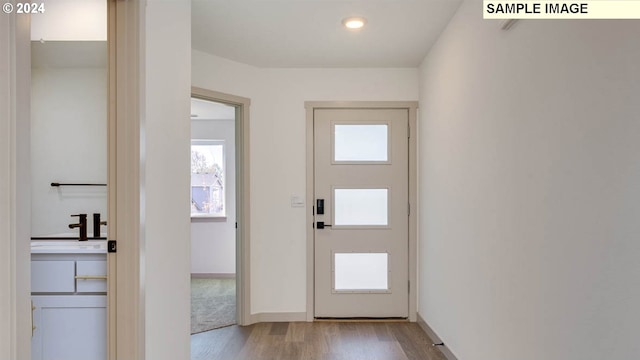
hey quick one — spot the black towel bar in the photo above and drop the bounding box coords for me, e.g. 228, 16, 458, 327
51, 182, 107, 187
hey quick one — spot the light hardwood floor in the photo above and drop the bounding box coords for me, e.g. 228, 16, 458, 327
191, 322, 448, 360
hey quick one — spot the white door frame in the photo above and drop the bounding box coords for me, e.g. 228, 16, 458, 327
1, 7, 32, 359
109, 0, 144, 358
305, 101, 419, 322
191, 87, 252, 326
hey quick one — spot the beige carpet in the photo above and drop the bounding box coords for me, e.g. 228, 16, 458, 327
191, 278, 236, 334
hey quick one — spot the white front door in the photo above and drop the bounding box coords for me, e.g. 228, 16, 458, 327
314, 108, 409, 318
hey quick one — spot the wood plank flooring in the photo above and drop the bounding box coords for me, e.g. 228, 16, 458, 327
191, 322, 448, 360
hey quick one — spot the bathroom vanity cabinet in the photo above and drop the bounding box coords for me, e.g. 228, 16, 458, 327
31, 241, 107, 360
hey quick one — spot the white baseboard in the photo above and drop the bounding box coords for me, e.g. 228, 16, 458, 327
191, 273, 236, 279
416, 312, 458, 360
249, 312, 307, 323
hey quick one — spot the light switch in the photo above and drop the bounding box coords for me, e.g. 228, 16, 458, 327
291, 195, 305, 208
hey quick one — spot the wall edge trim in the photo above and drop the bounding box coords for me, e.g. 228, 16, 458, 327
416, 312, 459, 360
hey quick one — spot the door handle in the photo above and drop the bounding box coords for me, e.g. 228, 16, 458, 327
75, 275, 108, 280
316, 221, 332, 229
31, 300, 36, 336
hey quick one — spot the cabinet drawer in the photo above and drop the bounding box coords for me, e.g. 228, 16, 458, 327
76, 261, 107, 293
31, 261, 75, 293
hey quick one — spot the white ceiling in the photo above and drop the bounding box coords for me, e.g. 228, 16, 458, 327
31, 0, 107, 41
192, 0, 462, 68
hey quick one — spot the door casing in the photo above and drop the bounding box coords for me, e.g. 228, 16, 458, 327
191, 87, 252, 326
305, 101, 418, 322
1, 7, 32, 359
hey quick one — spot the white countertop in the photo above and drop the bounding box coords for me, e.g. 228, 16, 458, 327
33, 232, 107, 238
31, 240, 107, 254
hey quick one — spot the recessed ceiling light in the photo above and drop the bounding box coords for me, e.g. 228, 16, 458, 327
342, 17, 367, 30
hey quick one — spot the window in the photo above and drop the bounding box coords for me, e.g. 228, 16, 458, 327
333, 252, 390, 292
333, 123, 390, 163
333, 188, 389, 227
191, 140, 225, 217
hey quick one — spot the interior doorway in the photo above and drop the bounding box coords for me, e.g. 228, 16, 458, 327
29, 3, 111, 360
190, 97, 237, 333
6, 1, 142, 358
189, 87, 251, 334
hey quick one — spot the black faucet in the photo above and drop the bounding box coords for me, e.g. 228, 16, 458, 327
93, 213, 107, 238
69, 214, 88, 241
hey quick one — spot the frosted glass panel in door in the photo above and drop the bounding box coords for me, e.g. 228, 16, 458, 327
334, 188, 388, 226
334, 124, 388, 162
334, 253, 388, 291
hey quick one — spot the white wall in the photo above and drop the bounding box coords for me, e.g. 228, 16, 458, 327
144, 0, 191, 359
31, 67, 107, 236
191, 119, 236, 275
418, 2, 640, 359
192, 50, 419, 314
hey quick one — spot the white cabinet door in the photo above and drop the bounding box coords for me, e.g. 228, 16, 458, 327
32, 295, 107, 360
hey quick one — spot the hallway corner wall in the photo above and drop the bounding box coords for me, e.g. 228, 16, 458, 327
417, 2, 640, 359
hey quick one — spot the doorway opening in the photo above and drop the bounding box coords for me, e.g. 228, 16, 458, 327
189, 88, 251, 336
190, 97, 237, 333
29, 2, 111, 360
